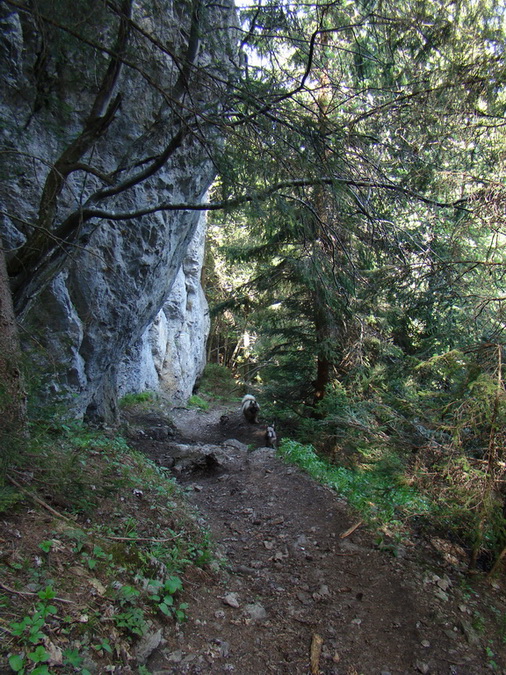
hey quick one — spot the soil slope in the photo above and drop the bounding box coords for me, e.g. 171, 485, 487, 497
127, 403, 506, 675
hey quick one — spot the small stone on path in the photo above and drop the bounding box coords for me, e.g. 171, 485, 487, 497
222, 592, 241, 608
244, 602, 268, 621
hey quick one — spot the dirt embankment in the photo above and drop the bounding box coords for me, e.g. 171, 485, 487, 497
127, 403, 506, 675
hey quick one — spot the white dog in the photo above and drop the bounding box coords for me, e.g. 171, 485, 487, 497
241, 394, 260, 424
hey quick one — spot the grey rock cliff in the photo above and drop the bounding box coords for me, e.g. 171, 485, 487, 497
117, 212, 210, 403
0, 0, 238, 420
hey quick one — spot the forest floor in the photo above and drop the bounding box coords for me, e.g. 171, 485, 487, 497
125, 401, 506, 675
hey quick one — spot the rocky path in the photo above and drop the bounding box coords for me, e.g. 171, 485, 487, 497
128, 405, 506, 675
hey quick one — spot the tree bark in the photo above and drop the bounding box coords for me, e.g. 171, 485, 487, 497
311, 13, 338, 406
313, 293, 334, 403
0, 240, 27, 474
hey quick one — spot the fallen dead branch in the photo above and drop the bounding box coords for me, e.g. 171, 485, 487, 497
0, 582, 75, 604
7, 475, 75, 523
310, 632, 324, 675
339, 521, 363, 539
103, 534, 184, 542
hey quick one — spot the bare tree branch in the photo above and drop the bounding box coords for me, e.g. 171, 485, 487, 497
8, 0, 133, 279
58, 175, 471, 223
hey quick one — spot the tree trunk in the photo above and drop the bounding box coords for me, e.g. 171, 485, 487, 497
313, 294, 333, 403
0, 240, 27, 475
311, 13, 338, 406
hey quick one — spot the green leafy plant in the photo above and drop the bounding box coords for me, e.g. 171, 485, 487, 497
111, 584, 147, 637
113, 606, 147, 637
80, 543, 113, 571
8, 651, 50, 675
7, 587, 58, 674
60, 647, 93, 674
187, 533, 213, 567
92, 638, 113, 656
38, 541, 53, 554
485, 644, 499, 671
147, 576, 188, 621
118, 584, 141, 604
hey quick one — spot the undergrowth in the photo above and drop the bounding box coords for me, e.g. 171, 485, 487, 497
119, 391, 156, 408
278, 439, 431, 542
263, 342, 506, 572
198, 364, 238, 401
0, 417, 213, 674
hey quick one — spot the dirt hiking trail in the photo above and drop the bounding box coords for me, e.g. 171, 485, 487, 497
126, 402, 506, 675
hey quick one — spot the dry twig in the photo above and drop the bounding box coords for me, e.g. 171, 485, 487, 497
310, 633, 324, 675
339, 521, 363, 539
6, 475, 75, 523
0, 582, 75, 604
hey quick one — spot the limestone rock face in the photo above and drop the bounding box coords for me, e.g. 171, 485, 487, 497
0, 0, 238, 420
117, 213, 210, 403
